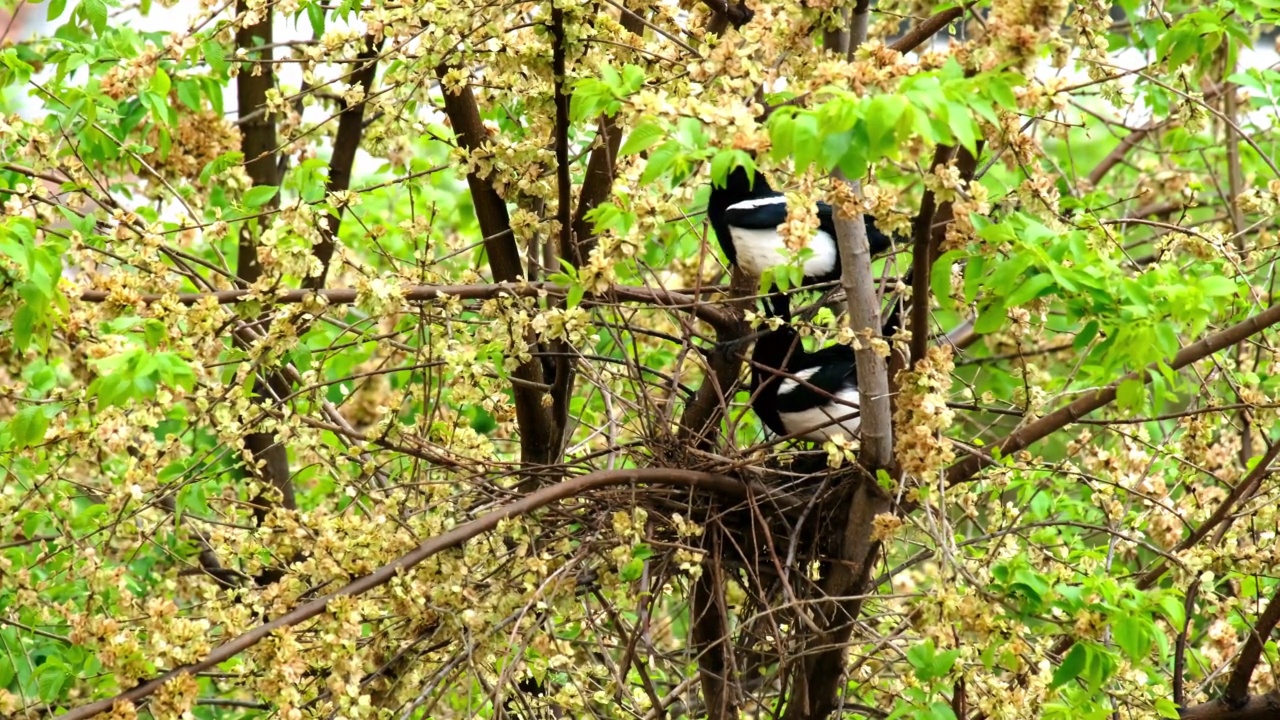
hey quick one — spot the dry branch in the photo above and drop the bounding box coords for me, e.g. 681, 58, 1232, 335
306, 33, 383, 290
887, 3, 967, 55
1180, 693, 1280, 720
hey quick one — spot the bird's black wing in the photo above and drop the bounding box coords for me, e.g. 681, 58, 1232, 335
816, 201, 895, 257
723, 199, 789, 230
774, 349, 858, 415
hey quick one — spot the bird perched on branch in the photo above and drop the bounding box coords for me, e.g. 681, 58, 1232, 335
748, 301, 901, 443
707, 164, 897, 317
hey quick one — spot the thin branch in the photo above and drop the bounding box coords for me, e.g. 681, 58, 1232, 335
1223, 580, 1280, 707
944, 300, 1280, 487
77, 281, 736, 333
908, 144, 955, 365
887, 3, 967, 55
546, 2, 577, 460
234, 0, 295, 528
306, 33, 383, 290
55, 468, 764, 720
1174, 580, 1199, 707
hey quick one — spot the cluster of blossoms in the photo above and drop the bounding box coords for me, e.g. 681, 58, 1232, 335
894, 345, 957, 478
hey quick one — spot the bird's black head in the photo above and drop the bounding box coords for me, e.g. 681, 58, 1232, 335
708, 164, 774, 211
750, 323, 801, 377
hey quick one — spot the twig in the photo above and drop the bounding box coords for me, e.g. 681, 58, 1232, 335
887, 4, 967, 55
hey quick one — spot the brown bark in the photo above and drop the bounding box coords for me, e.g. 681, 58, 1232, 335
437, 71, 558, 466
234, 0, 295, 527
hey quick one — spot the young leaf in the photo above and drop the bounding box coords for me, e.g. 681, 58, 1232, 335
620, 121, 665, 156
1051, 643, 1088, 688
243, 185, 279, 208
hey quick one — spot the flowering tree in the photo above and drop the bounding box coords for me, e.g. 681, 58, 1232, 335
2, 0, 1280, 718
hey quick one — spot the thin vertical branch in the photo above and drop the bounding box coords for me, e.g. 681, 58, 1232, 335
908, 145, 955, 365
547, 2, 576, 453
1222, 43, 1253, 466
306, 34, 384, 290
1173, 580, 1199, 707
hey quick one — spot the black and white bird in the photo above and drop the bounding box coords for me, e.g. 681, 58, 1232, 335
749, 324, 862, 442
748, 303, 902, 443
707, 165, 897, 315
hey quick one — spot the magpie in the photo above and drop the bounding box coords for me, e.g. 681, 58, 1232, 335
707, 165, 897, 316
748, 301, 902, 443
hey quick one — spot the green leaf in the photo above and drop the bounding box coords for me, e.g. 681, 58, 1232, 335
203, 39, 228, 74
769, 112, 795, 161
566, 284, 584, 309
150, 67, 171, 96
640, 141, 681, 185
1051, 643, 1088, 688
621, 64, 645, 93
1112, 614, 1153, 662
12, 305, 34, 352
243, 185, 279, 208
620, 121, 665, 156
200, 150, 244, 185
1200, 275, 1237, 297
34, 662, 66, 702
1154, 699, 1181, 719
47, 0, 68, 21
906, 639, 937, 679
928, 702, 958, 720
11, 404, 55, 449
973, 300, 1007, 334
306, 0, 326, 36
79, 0, 106, 33
1073, 320, 1100, 350
963, 255, 985, 304
792, 113, 820, 171
948, 102, 978, 154
1116, 378, 1145, 412
1005, 273, 1056, 307
866, 95, 907, 158
1157, 594, 1187, 629
620, 557, 644, 581
930, 250, 965, 308
709, 149, 753, 187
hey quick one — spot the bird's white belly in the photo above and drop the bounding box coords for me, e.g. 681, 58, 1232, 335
778, 387, 861, 442
729, 227, 838, 279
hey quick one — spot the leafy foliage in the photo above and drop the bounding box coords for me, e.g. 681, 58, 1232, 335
0, 0, 1279, 719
